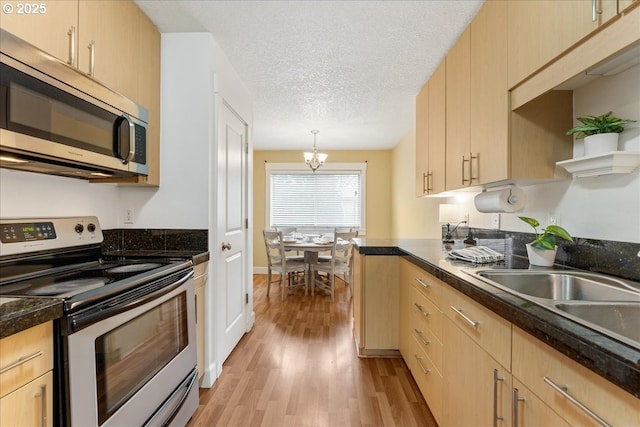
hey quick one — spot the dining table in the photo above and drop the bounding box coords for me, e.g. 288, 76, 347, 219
282, 237, 334, 291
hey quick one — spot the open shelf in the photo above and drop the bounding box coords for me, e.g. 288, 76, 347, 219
556, 151, 640, 178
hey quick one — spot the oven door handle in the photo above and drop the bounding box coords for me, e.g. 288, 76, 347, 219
68, 270, 193, 332
143, 368, 198, 427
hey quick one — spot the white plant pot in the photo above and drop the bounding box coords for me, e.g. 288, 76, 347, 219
525, 244, 557, 267
583, 133, 619, 157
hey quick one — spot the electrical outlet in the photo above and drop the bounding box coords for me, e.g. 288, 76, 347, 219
548, 213, 559, 226
491, 213, 500, 229
124, 208, 135, 224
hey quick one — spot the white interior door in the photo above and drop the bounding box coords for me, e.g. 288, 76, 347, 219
216, 100, 248, 368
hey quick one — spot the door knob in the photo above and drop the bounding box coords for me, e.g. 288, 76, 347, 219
221, 242, 232, 251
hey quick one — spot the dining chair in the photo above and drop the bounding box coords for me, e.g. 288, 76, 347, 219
274, 226, 304, 261
311, 231, 356, 302
263, 230, 308, 300
317, 230, 358, 286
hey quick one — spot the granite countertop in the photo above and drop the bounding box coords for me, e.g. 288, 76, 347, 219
0, 297, 62, 339
355, 238, 640, 399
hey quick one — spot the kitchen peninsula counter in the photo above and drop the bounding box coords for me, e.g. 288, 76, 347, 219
0, 297, 61, 339
354, 238, 640, 398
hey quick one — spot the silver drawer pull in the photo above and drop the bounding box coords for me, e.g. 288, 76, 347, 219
414, 328, 430, 345
414, 355, 429, 374
450, 306, 479, 327
415, 277, 429, 289
414, 303, 429, 317
0, 351, 43, 374
543, 376, 610, 427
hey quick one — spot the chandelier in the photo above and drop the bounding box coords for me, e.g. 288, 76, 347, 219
303, 130, 328, 172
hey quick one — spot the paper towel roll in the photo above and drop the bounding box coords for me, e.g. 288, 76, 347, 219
474, 187, 526, 213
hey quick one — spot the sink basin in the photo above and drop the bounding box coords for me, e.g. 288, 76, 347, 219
464, 269, 640, 349
473, 270, 640, 302
555, 303, 640, 346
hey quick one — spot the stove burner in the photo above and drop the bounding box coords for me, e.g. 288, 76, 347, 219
27, 278, 108, 296
105, 263, 163, 274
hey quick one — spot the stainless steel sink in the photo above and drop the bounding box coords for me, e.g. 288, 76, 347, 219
464, 269, 640, 349
555, 303, 640, 345
473, 270, 640, 302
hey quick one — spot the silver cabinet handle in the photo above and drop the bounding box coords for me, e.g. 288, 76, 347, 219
415, 277, 429, 289
222, 242, 232, 251
592, 0, 602, 21
493, 369, 504, 427
414, 303, 429, 317
512, 388, 525, 427
414, 355, 429, 374
87, 40, 95, 77
426, 171, 433, 193
470, 152, 479, 183
543, 376, 610, 427
462, 155, 469, 185
38, 384, 47, 427
0, 351, 42, 374
67, 26, 76, 66
450, 305, 479, 327
414, 328, 430, 345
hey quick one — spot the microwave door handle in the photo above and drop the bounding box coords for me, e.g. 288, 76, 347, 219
114, 114, 135, 164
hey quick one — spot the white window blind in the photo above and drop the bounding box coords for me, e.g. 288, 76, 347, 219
267, 164, 365, 229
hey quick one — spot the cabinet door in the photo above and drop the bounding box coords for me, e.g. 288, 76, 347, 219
0, 0, 78, 64
508, 0, 617, 89
445, 27, 471, 191
512, 378, 571, 427
134, 10, 161, 186
443, 319, 512, 427
415, 82, 429, 197
619, 0, 638, 13
0, 372, 53, 427
427, 61, 446, 194
470, 0, 509, 185
399, 259, 414, 360
77, 0, 140, 98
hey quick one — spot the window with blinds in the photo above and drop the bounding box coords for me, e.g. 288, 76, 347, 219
266, 163, 366, 230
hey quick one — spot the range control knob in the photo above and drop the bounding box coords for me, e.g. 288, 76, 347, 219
87, 223, 96, 233
75, 224, 84, 233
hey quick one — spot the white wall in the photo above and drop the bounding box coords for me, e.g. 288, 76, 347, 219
459, 64, 640, 243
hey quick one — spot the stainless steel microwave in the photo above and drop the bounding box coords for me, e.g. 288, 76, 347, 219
0, 29, 148, 179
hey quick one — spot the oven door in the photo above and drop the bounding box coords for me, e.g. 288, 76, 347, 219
64, 270, 197, 427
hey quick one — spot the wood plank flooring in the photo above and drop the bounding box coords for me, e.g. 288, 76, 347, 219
187, 274, 437, 427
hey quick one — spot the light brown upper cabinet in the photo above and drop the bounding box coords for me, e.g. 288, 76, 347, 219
619, 0, 639, 13
415, 61, 446, 196
445, 27, 471, 191
0, 0, 78, 64
508, 0, 617, 89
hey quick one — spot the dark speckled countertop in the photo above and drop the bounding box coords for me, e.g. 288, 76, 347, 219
0, 297, 62, 339
355, 238, 640, 399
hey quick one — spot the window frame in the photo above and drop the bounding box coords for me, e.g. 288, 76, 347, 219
265, 162, 367, 235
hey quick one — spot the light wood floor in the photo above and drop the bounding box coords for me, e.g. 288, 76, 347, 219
187, 274, 437, 427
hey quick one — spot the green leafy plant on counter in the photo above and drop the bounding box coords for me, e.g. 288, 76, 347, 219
519, 216, 573, 250
565, 111, 636, 140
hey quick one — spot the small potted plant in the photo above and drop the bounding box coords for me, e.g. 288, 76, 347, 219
519, 216, 573, 267
566, 111, 636, 157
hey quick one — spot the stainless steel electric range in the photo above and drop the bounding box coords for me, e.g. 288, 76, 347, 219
0, 216, 199, 427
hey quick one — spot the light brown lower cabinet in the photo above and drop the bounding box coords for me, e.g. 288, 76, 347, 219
398, 260, 640, 426
194, 261, 209, 382
0, 322, 53, 427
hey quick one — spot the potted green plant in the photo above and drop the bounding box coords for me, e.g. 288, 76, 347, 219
566, 112, 636, 157
519, 216, 573, 267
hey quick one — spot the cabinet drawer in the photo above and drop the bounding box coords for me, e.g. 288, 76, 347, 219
444, 287, 511, 370
0, 322, 53, 398
411, 334, 443, 424
411, 320, 443, 376
512, 327, 639, 427
405, 262, 443, 308
0, 371, 53, 427
411, 285, 443, 344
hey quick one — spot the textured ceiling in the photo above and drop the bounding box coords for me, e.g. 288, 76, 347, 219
135, 0, 484, 150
